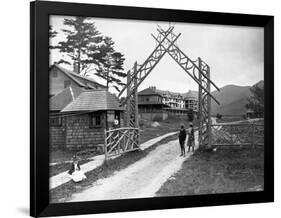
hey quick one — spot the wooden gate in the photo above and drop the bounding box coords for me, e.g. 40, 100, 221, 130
118, 25, 220, 150
104, 127, 140, 159
211, 123, 264, 147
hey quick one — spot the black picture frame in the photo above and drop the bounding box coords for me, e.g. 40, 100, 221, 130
30, 1, 274, 217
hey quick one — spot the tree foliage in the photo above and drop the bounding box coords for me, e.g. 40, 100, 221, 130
216, 113, 222, 119
49, 25, 57, 50
187, 108, 194, 122
50, 17, 126, 92
56, 17, 103, 74
93, 36, 126, 92
246, 83, 264, 117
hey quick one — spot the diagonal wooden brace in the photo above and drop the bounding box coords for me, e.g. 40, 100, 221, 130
152, 33, 220, 105
156, 27, 220, 92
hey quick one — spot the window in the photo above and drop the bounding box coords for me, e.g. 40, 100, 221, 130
146, 97, 149, 102
90, 113, 102, 128
52, 70, 58, 77
64, 80, 71, 88
49, 117, 62, 126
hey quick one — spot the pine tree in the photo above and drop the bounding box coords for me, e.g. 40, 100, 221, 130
57, 17, 103, 74
49, 25, 57, 51
49, 25, 57, 38
93, 36, 126, 92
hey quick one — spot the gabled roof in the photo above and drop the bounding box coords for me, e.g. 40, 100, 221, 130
49, 86, 83, 111
51, 64, 106, 89
62, 90, 124, 112
138, 88, 162, 96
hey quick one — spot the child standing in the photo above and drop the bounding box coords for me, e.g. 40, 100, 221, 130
187, 123, 195, 152
178, 125, 187, 157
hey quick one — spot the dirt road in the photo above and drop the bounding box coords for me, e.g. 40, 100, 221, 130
68, 132, 198, 202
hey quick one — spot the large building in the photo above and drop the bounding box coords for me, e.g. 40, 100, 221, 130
138, 86, 198, 120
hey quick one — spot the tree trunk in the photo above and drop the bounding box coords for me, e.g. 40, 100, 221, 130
106, 68, 109, 90
77, 48, 81, 74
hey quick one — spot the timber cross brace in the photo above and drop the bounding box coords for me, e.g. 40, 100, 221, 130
118, 25, 220, 149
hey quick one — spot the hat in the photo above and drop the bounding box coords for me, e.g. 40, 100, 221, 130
72, 155, 79, 161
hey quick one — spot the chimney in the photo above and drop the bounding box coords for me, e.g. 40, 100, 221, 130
73, 61, 79, 74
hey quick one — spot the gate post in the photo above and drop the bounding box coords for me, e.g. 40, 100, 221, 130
251, 123, 255, 148
206, 65, 212, 149
104, 129, 107, 160
133, 61, 139, 129
126, 70, 131, 127
198, 57, 203, 149
198, 57, 212, 149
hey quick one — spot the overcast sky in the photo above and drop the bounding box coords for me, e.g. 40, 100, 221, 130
50, 15, 264, 94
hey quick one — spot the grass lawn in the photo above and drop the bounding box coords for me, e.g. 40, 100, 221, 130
50, 133, 179, 203
139, 117, 197, 143
156, 146, 264, 196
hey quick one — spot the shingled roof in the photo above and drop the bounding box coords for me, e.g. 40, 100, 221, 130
137, 87, 162, 96
51, 64, 106, 89
61, 90, 124, 112
49, 86, 83, 111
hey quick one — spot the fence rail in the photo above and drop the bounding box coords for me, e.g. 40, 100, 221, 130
104, 127, 140, 159
211, 123, 264, 147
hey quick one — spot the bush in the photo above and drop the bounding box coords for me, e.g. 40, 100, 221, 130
152, 115, 163, 122
187, 109, 194, 122
216, 113, 222, 119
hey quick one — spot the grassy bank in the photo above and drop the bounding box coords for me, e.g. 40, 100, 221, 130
50, 133, 178, 203
156, 146, 264, 196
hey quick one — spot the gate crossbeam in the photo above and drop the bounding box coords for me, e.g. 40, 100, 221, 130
151, 33, 220, 105
156, 27, 220, 93
120, 31, 182, 106
118, 26, 175, 99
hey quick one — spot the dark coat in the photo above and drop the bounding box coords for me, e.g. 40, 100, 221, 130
68, 162, 81, 175
179, 129, 187, 142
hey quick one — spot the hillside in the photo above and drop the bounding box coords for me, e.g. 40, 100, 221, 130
210, 81, 263, 116
211, 84, 251, 115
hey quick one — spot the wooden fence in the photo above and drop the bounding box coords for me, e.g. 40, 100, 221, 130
211, 123, 264, 147
104, 127, 140, 159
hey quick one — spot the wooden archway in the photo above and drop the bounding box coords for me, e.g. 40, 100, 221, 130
118, 25, 220, 149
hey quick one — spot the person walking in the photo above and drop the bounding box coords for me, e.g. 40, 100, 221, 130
178, 125, 187, 157
187, 123, 195, 152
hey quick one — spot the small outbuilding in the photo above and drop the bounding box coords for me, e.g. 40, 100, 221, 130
49, 89, 124, 150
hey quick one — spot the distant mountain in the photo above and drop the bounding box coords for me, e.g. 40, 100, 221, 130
210, 81, 263, 115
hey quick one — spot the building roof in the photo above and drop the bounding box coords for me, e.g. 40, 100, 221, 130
137, 87, 162, 97
62, 90, 124, 112
49, 86, 83, 111
51, 64, 106, 89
